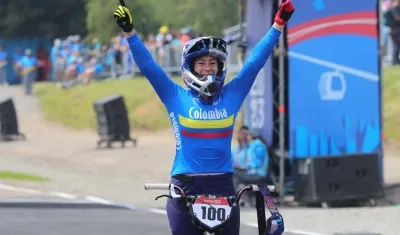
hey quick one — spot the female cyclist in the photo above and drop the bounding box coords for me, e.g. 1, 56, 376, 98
113, 1, 294, 234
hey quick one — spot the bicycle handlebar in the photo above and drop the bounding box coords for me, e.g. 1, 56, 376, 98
144, 183, 275, 192
144, 183, 275, 202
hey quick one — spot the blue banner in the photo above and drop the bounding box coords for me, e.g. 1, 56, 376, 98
244, 0, 274, 144
287, 0, 382, 158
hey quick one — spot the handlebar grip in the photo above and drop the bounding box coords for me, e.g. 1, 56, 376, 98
251, 185, 275, 192
144, 183, 170, 190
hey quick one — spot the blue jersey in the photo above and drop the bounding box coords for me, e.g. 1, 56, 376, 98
127, 27, 281, 176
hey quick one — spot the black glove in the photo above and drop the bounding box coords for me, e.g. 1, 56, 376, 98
274, 0, 295, 25
113, 5, 134, 32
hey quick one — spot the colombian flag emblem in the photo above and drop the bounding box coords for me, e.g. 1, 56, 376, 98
178, 114, 235, 138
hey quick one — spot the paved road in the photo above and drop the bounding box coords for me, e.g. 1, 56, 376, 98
0, 204, 302, 235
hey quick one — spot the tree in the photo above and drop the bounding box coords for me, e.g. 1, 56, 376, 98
0, 0, 241, 40
85, 0, 160, 42
0, 0, 86, 39
148, 0, 240, 36
179, 0, 240, 36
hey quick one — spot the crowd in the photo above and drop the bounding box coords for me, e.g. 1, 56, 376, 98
54, 25, 200, 89
0, 25, 201, 94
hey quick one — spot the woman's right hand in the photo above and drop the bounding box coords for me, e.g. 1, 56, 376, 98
113, 2, 134, 33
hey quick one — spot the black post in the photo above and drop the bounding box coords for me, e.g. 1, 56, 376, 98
238, 0, 247, 126
238, 0, 247, 61
255, 191, 266, 235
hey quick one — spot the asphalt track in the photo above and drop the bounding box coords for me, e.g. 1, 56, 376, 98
0, 200, 300, 235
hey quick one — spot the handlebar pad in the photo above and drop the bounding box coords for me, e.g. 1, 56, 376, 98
251, 185, 275, 192
144, 183, 170, 190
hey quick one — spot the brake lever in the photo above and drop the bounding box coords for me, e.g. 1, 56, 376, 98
155, 194, 172, 201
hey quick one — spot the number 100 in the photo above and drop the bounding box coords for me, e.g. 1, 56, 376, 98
201, 206, 226, 221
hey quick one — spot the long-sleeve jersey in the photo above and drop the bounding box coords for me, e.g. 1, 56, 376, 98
127, 27, 281, 176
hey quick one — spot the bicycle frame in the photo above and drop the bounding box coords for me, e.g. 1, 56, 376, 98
144, 183, 280, 235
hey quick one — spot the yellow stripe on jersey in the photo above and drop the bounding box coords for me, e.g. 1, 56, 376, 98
178, 114, 235, 129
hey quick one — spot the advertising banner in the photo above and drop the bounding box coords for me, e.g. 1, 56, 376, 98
287, 0, 382, 158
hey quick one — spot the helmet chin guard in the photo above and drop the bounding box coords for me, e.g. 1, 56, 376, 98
182, 71, 225, 97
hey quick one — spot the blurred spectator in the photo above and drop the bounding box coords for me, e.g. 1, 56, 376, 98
156, 25, 173, 66
232, 125, 250, 171
81, 57, 104, 84
51, 38, 63, 82
108, 37, 119, 79
233, 128, 270, 207
170, 30, 182, 46
145, 34, 157, 47
19, 49, 37, 95
179, 26, 192, 45
386, 0, 400, 65
12, 47, 23, 84
0, 45, 8, 86
36, 44, 50, 81
88, 37, 102, 58
119, 32, 133, 78
114, 35, 124, 77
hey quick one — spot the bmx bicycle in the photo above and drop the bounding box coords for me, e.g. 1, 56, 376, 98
144, 183, 284, 235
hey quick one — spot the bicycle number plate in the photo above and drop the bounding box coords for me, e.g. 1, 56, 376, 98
192, 196, 231, 228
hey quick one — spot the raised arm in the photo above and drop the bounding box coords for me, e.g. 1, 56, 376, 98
225, 0, 294, 102
114, 5, 180, 104
123, 31, 180, 102
226, 23, 283, 99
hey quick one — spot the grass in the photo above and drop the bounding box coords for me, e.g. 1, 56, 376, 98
383, 67, 400, 141
35, 67, 400, 141
35, 77, 184, 131
0, 171, 50, 182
